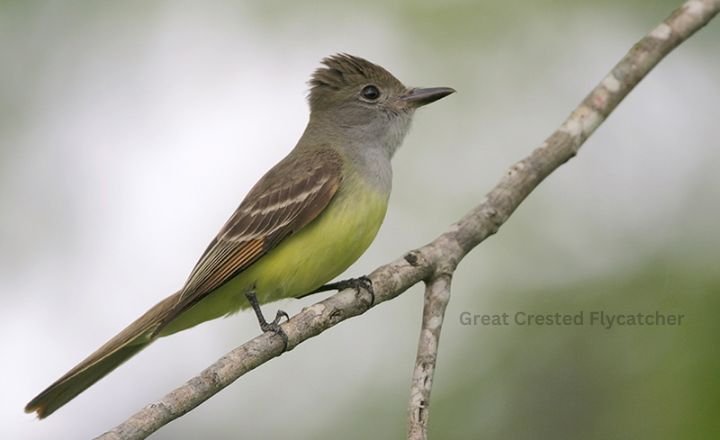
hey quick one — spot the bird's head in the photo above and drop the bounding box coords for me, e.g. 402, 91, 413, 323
307, 54, 454, 155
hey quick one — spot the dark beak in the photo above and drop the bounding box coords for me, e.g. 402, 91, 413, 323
400, 87, 456, 107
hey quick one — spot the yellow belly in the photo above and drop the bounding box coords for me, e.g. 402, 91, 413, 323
159, 178, 389, 336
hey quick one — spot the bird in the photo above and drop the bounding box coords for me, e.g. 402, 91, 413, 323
25, 53, 454, 418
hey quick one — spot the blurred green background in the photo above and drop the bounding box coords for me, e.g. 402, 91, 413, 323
2, 1, 718, 439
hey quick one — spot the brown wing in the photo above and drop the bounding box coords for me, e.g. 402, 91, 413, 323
24, 147, 344, 419
157, 147, 343, 329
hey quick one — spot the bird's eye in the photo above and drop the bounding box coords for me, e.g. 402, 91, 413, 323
360, 85, 381, 101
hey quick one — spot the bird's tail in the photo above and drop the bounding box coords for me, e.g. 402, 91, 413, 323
25, 291, 182, 419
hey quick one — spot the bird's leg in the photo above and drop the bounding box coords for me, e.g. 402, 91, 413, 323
298, 276, 375, 306
245, 290, 289, 351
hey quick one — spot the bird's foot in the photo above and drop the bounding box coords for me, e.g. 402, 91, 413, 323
245, 290, 289, 351
302, 275, 375, 307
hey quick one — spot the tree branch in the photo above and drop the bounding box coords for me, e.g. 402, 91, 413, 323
407, 273, 453, 440
95, 1, 719, 438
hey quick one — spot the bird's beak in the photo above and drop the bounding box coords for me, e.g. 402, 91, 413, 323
400, 87, 456, 108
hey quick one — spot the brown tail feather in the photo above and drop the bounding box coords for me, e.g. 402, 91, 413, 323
25, 291, 182, 418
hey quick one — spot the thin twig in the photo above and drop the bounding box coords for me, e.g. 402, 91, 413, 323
407, 274, 453, 440
96, 1, 720, 438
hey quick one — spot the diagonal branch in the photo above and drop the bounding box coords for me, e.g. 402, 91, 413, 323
95, 1, 720, 438
402, 1, 720, 437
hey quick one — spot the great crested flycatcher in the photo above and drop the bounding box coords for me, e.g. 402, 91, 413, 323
26, 53, 454, 418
